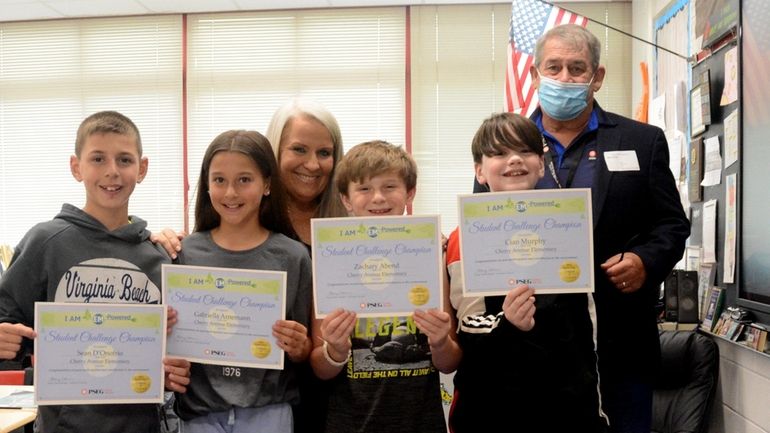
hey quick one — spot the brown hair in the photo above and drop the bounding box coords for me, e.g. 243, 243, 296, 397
471, 112, 543, 163
335, 140, 417, 196
193, 130, 297, 240
75, 111, 141, 157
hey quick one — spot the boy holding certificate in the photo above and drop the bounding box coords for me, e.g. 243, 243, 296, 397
0, 111, 190, 433
446, 113, 608, 432
310, 140, 460, 433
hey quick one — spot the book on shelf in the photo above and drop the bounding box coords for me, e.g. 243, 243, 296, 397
729, 322, 745, 341
744, 323, 768, 352
701, 287, 724, 332
713, 312, 732, 337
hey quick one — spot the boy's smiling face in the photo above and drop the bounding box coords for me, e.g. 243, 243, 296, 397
70, 132, 147, 228
475, 147, 544, 193
341, 170, 415, 217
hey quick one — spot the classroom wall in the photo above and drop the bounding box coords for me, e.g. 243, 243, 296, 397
632, 1, 770, 431
709, 338, 770, 433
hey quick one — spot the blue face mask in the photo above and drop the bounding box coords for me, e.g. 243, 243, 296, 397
537, 75, 593, 121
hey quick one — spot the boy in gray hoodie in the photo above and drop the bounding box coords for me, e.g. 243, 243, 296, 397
0, 111, 190, 433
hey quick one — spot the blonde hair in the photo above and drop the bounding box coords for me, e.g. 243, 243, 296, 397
265, 99, 346, 218
335, 140, 417, 196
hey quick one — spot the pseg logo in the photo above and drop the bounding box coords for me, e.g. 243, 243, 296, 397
360, 302, 391, 309
81, 388, 112, 395
205, 349, 236, 357
508, 278, 541, 286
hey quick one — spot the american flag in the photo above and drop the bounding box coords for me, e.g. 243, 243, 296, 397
505, 0, 588, 116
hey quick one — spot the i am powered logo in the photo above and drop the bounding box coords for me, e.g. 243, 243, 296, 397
351, 224, 381, 238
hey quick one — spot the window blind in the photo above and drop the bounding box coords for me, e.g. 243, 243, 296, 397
0, 15, 183, 247
410, 3, 631, 235
0, 4, 630, 245
186, 7, 405, 227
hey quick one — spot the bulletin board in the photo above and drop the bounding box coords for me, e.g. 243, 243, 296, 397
685, 0, 770, 323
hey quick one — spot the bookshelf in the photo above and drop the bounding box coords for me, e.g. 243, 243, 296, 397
698, 326, 770, 359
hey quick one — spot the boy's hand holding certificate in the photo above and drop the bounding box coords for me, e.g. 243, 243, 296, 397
459, 189, 594, 295
312, 215, 443, 317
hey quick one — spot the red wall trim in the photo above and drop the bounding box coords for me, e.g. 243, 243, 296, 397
405, 6, 413, 215
182, 14, 190, 233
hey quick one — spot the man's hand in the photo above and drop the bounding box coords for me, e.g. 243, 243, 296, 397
600, 252, 647, 293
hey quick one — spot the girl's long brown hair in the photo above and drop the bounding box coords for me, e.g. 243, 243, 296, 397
194, 130, 297, 240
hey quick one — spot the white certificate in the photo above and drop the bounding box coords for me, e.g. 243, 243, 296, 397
163, 264, 286, 370
34, 302, 166, 405
312, 215, 443, 318
458, 189, 594, 295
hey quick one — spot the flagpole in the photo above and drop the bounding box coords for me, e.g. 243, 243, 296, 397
533, 0, 692, 62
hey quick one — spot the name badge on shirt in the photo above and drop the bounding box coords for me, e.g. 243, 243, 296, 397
604, 151, 640, 172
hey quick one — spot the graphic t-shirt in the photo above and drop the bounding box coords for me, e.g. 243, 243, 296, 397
324, 315, 446, 433
54, 257, 162, 303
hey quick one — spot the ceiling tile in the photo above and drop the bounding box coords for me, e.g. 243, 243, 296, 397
232, 0, 331, 11
0, 1, 64, 21
42, 0, 148, 18
0, 0, 519, 22
140, 0, 239, 14
330, 0, 413, 6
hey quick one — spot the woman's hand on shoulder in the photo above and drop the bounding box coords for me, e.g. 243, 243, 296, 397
150, 228, 186, 259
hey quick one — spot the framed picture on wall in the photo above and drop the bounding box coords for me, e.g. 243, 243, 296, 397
690, 69, 711, 137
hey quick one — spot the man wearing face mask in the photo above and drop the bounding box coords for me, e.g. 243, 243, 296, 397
528, 24, 690, 433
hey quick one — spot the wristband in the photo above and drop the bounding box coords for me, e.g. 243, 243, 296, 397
322, 340, 351, 367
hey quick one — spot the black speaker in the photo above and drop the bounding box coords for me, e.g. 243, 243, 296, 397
664, 272, 679, 322
664, 270, 699, 323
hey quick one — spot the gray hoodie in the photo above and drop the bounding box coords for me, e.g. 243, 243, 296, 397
0, 203, 169, 433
